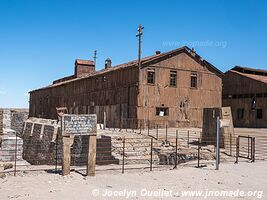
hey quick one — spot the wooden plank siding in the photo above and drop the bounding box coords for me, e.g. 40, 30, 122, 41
29, 47, 222, 128
223, 70, 267, 128
138, 52, 222, 128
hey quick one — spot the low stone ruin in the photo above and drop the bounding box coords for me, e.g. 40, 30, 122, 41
21, 117, 118, 166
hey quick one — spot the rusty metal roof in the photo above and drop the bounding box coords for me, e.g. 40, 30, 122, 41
232, 66, 267, 75
229, 69, 267, 84
30, 46, 223, 93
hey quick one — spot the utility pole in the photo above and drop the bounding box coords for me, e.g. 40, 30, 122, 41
136, 24, 144, 69
93, 50, 97, 66
136, 24, 145, 127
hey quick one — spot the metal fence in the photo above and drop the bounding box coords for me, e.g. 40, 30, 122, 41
1, 126, 267, 176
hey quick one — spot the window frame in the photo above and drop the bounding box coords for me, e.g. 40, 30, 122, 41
156, 107, 169, 116
190, 72, 198, 89
147, 68, 155, 85
170, 70, 177, 87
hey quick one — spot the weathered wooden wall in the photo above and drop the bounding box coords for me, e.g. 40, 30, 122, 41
30, 66, 139, 128
138, 52, 222, 128
223, 71, 267, 127
30, 51, 222, 129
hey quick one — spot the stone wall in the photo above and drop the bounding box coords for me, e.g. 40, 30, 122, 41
11, 110, 29, 136
0, 129, 23, 162
0, 109, 28, 162
3, 109, 11, 130
22, 118, 118, 165
0, 108, 29, 133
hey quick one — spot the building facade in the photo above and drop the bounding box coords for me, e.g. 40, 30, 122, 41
29, 46, 223, 128
223, 66, 267, 128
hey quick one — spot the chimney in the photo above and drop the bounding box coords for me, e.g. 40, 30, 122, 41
155, 51, 161, 55
105, 58, 112, 69
75, 59, 95, 78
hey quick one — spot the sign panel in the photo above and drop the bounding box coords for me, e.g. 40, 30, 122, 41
219, 119, 230, 128
62, 114, 97, 135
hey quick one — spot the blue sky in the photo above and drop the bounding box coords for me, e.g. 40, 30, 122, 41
0, 0, 266, 108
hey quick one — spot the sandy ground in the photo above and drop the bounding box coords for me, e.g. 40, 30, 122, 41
0, 161, 266, 200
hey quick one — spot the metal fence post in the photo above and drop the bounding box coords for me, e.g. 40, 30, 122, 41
235, 136, 239, 164
174, 130, 178, 169
150, 138, 153, 171
248, 135, 250, 159
148, 120, 150, 136
165, 124, 168, 141
187, 130, 190, 148
230, 134, 232, 156
55, 134, 58, 173
122, 137, 125, 174
197, 138, 200, 168
250, 136, 253, 160
252, 137, 255, 162
14, 132, 18, 176
156, 125, 158, 140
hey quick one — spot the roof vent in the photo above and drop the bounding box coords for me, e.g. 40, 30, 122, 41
155, 51, 161, 55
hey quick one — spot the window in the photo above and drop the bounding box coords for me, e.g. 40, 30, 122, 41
256, 109, 263, 119
190, 72, 198, 88
237, 108, 244, 120
147, 69, 155, 84
156, 107, 169, 116
170, 71, 177, 87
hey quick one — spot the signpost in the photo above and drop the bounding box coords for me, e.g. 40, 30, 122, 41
61, 114, 97, 176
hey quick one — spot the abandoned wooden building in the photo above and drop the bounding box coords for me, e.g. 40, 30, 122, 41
223, 66, 267, 128
29, 46, 223, 128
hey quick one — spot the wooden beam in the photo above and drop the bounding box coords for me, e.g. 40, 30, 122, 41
87, 135, 97, 176
62, 135, 71, 176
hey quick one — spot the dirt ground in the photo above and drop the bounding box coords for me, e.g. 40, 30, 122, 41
0, 161, 266, 200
